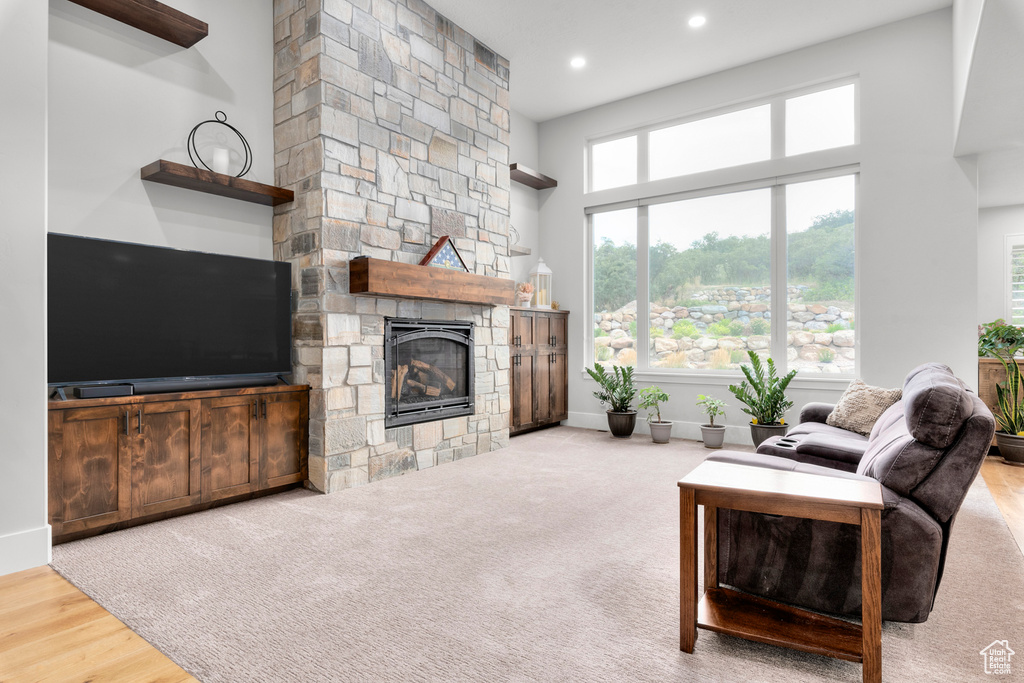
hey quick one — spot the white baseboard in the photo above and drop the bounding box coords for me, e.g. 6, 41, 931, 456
0, 524, 51, 577
565, 411, 754, 447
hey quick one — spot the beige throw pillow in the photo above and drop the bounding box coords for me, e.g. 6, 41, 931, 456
826, 379, 902, 436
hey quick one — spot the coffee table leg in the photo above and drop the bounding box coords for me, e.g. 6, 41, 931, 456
680, 486, 697, 652
861, 507, 882, 683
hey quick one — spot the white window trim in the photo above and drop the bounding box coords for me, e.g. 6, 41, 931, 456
585, 77, 859, 196
585, 167, 859, 381
1004, 234, 1024, 324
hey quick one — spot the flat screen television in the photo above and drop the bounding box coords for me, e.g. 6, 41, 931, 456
48, 234, 292, 393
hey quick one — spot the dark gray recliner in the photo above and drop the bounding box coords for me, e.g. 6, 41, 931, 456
706, 362, 995, 623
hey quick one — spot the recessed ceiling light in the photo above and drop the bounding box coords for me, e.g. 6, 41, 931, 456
570, 56, 586, 69
688, 15, 706, 28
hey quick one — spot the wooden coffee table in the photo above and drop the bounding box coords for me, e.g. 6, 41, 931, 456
678, 460, 884, 683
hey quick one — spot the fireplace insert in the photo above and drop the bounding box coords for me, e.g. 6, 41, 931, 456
384, 318, 474, 427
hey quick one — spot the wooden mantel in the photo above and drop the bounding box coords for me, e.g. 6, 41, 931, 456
349, 257, 515, 306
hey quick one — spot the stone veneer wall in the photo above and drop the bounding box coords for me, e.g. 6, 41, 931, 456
272, 0, 512, 492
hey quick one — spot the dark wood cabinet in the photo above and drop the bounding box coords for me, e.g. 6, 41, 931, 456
48, 385, 309, 543
510, 308, 569, 435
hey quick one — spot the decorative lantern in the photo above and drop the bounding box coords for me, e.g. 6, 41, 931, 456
529, 258, 553, 309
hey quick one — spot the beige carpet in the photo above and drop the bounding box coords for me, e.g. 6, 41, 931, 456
52, 426, 1024, 682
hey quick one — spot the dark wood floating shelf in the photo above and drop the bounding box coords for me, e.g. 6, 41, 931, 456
509, 245, 531, 257
69, 0, 208, 48
349, 258, 515, 306
141, 160, 294, 207
698, 588, 864, 663
510, 163, 557, 190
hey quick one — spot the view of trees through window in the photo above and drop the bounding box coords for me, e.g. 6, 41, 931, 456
593, 176, 855, 373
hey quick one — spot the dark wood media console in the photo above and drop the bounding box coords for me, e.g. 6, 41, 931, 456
48, 384, 309, 543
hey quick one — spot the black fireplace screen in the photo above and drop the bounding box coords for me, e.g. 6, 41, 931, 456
384, 318, 474, 427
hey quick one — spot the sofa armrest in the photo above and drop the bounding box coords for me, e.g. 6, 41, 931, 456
800, 402, 835, 424
706, 450, 876, 482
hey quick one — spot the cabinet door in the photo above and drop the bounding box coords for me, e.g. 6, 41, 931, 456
535, 313, 553, 349
259, 391, 308, 489
133, 400, 202, 518
550, 350, 568, 422
512, 353, 536, 432
48, 406, 132, 536
512, 310, 535, 350
201, 395, 259, 502
534, 352, 553, 425
549, 314, 568, 347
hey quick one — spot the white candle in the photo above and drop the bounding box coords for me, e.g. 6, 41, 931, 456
212, 147, 230, 175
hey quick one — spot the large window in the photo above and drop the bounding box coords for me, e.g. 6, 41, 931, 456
588, 82, 857, 376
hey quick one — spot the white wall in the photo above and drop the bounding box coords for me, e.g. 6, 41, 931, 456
538, 10, 979, 443
509, 109, 541, 284
0, 0, 51, 576
48, 0, 274, 258
978, 204, 1024, 324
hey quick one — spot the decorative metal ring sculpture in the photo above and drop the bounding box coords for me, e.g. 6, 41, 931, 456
187, 111, 252, 177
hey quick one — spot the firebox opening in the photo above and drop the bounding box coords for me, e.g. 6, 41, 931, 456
384, 318, 475, 428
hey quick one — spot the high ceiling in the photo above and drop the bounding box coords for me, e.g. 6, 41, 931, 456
426, 0, 952, 122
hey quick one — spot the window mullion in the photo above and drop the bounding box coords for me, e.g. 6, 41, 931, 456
771, 184, 788, 370
637, 206, 650, 371
771, 97, 786, 160
637, 131, 650, 185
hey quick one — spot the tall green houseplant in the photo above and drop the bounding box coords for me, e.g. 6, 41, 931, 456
728, 351, 797, 425
978, 319, 1024, 435
587, 363, 638, 438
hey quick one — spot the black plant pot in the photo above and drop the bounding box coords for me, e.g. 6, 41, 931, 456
607, 410, 638, 438
750, 422, 789, 448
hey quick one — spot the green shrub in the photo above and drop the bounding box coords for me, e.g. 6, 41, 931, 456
708, 320, 744, 338
730, 349, 747, 364
650, 327, 665, 339
818, 348, 835, 363
628, 321, 637, 338
825, 323, 847, 334
749, 318, 769, 335
672, 320, 699, 339
707, 321, 731, 337
594, 327, 609, 337
595, 345, 613, 362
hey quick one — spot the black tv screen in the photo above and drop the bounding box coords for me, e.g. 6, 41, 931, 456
48, 234, 292, 387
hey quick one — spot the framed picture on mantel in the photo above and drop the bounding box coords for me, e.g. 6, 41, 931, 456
420, 236, 469, 272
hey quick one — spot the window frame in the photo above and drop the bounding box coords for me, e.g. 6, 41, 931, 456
583, 79, 861, 385
1004, 234, 1024, 325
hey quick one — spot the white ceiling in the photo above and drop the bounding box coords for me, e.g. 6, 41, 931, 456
426, 0, 952, 122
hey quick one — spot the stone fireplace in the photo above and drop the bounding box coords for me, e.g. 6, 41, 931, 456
272, 0, 512, 492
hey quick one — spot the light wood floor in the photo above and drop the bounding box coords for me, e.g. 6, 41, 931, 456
981, 455, 1024, 555
1, 459, 1021, 683
0, 565, 197, 683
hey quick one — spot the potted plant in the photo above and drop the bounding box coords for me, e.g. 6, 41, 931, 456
639, 386, 672, 443
978, 319, 1024, 464
586, 363, 638, 438
515, 281, 534, 307
696, 394, 727, 449
728, 351, 797, 447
